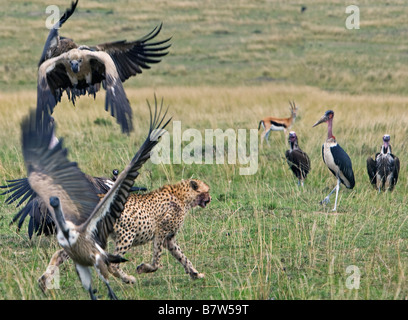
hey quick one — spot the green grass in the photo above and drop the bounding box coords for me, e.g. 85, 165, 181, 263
1, 0, 408, 300
1, 0, 408, 94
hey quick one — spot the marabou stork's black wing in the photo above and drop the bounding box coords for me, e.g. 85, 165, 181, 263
90, 23, 171, 82
331, 143, 355, 189
81, 96, 171, 248
366, 156, 377, 188
38, 0, 78, 67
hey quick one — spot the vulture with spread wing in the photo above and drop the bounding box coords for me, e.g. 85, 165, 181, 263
0, 117, 146, 239
37, 0, 171, 133
1, 170, 118, 239
22, 96, 170, 299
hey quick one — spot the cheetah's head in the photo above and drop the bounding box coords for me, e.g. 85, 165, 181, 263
189, 179, 211, 208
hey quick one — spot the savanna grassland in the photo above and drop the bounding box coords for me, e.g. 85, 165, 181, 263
0, 0, 408, 301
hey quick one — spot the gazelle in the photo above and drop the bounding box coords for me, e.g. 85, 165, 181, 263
258, 101, 298, 146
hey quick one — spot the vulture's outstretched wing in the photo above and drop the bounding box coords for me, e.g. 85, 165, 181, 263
87, 51, 133, 133
22, 108, 101, 226
1, 174, 117, 238
37, 50, 133, 133
38, 0, 79, 67
83, 95, 171, 248
91, 23, 172, 82
1, 177, 35, 207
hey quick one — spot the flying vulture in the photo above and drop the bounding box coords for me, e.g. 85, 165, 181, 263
37, 0, 171, 133
0, 169, 148, 239
21, 96, 170, 299
1, 117, 146, 238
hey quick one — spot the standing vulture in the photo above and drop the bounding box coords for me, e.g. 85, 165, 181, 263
367, 134, 400, 192
21, 97, 170, 299
37, 0, 171, 133
285, 131, 311, 186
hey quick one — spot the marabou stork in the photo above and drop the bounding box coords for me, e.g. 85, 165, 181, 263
21, 97, 170, 300
367, 134, 400, 192
313, 110, 355, 211
285, 131, 311, 186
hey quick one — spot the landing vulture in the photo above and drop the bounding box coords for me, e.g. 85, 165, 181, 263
37, 0, 171, 133
22, 96, 170, 299
1, 116, 146, 238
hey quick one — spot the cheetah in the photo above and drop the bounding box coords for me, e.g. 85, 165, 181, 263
38, 179, 211, 290
109, 179, 211, 283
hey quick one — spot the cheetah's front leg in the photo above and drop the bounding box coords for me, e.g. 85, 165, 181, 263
164, 235, 204, 280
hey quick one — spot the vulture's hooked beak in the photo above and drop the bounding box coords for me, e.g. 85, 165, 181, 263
70, 60, 80, 73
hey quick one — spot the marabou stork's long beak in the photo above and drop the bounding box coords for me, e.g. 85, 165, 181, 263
312, 114, 329, 127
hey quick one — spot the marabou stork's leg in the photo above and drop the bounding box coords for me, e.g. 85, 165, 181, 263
332, 178, 341, 211
320, 178, 340, 211
320, 186, 336, 205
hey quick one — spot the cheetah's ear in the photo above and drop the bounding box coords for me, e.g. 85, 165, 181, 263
190, 180, 199, 191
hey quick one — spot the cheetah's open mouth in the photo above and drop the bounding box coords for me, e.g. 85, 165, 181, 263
199, 198, 211, 208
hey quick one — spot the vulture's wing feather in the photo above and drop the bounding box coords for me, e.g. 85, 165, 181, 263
9, 196, 55, 238
366, 156, 377, 187
0, 178, 56, 237
37, 56, 72, 115
38, 0, 78, 66
22, 109, 100, 226
0, 177, 36, 207
87, 51, 133, 133
80, 96, 171, 248
4, 173, 115, 237
393, 155, 400, 186
92, 23, 171, 82
85, 174, 115, 195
